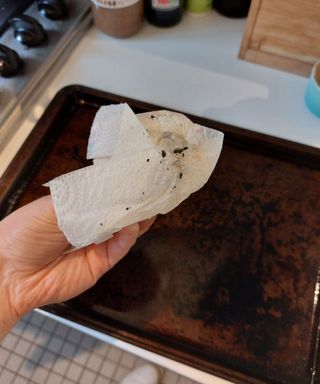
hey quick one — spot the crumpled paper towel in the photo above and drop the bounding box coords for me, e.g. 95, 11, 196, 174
46, 104, 224, 248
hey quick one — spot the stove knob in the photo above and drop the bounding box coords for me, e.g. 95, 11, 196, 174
0, 44, 23, 78
37, 0, 68, 20
10, 15, 47, 47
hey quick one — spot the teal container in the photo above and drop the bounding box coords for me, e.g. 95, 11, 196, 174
305, 62, 320, 118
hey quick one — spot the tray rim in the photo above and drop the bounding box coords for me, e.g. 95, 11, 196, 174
0, 84, 319, 384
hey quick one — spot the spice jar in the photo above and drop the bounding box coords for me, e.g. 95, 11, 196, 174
91, 0, 144, 38
186, 0, 212, 16
145, 0, 183, 27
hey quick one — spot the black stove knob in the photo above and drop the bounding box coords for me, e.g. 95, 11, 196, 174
37, 0, 68, 20
10, 15, 47, 47
0, 44, 23, 78
0, 44, 23, 77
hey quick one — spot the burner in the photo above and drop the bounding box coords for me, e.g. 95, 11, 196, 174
0, 0, 34, 36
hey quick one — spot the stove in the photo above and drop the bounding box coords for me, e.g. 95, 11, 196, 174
0, 0, 91, 150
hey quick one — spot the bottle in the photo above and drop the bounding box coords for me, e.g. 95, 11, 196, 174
145, 0, 183, 27
91, 0, 144, 38
214, 0, 251, 18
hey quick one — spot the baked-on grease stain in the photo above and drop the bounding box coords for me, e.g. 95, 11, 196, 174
72, 145, 88, 166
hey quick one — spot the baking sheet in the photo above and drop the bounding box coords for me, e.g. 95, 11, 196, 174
0, 85, 319, 384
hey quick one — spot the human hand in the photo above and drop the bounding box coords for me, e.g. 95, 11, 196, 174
0, 196, 155, 338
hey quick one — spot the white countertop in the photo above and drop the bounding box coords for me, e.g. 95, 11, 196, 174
1, 10, 320, 383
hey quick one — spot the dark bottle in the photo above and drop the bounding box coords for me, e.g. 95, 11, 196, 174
214, 0, 251, 18
145, 0, 183, 27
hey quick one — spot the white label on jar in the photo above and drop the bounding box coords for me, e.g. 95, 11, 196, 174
91, 0, 139, 9
151, 0, 179, 10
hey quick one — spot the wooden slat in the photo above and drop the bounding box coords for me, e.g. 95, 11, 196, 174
239, 0, 320, 76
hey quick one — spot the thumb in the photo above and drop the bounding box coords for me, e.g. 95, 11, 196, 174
80, 223, 140, 284
107, 223, 140, 268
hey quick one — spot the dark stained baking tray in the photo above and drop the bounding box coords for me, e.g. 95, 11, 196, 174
1, 85, 320, 384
